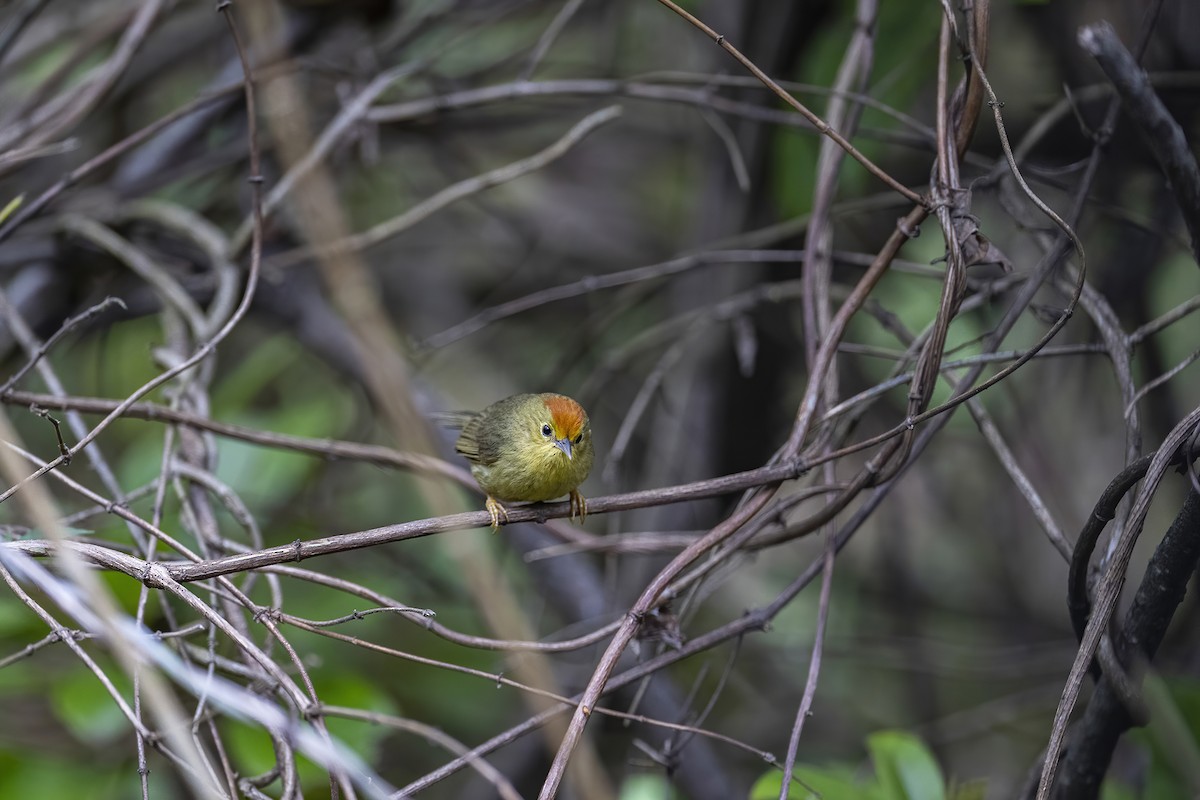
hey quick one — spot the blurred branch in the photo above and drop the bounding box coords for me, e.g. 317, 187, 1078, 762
0, 0, 162, 153
420, 249, 807, 350
319, 706, 524, 800
0, 0, 1195, 794
1079, 21, 1200, 264
0, 297, 124, 396
265, 104, 623, 270
0, 0, 51, 65
58, 215, 208, 335
0, 389, 470, 483
0, 455, 812, 582
778, 534, 835, 799
1054, 487, 1200, 798
519, 0, 585, 82
1034, 3, 1172, 791
0, 400, 222, 798
401, 483, 861, 795
367, 75, 934, 140
652, 0, 926, 207
0, 5, 268, 510
228, 60, 419, 254
1041, 405, 1200, 797
0, 69, 270, 243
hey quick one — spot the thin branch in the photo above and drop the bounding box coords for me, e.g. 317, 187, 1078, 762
651, 0, 925, 207
0, 390, 469, 484
0, 0, 163, 154
0, 61, 299, 245
264, 105, 623, 270
1079, 22, 1200, 264
778, 536, 835, 799
1054, 488, 1200, 797
0, 297, 125, 395
519, 0, 586, 82
1039, 406, 1200, 798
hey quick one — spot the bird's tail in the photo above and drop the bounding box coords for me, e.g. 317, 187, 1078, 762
430, 411, 478, 430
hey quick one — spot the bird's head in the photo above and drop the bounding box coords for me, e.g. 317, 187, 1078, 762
538, 394, 590, 460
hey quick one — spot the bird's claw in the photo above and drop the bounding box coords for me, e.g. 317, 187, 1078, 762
569, 489, 587, 523
485, 496, 510, 532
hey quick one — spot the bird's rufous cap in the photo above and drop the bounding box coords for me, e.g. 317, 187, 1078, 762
542, 394, 586, 439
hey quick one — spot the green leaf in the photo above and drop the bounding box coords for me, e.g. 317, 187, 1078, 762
0, 195, 22, 225
868, 731, 945, 800
750, 765, 878, 800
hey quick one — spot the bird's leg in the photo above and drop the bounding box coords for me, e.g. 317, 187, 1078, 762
569, 489, 587, 523
485, 496, 510, 531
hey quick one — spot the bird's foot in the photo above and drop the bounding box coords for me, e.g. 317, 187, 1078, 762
485, 496, 510, 531
569, 489, 587, 523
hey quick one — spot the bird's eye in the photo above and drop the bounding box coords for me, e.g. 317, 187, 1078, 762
541, 424, 552, 437
573, 434, 583, 444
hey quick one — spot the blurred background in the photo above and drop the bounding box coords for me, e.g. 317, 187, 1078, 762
0, 0, 1198, 798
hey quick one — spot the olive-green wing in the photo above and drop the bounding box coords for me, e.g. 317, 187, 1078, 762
434, 410, 488, 464
454, 412, 490, 465
455, 395, 533, 467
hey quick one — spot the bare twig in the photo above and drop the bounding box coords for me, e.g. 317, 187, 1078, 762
1079, 22, 1200, 263
651, 0, 926, 207
264, 105, 623, 270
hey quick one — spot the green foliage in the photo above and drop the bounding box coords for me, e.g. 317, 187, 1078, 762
751, 762, 874, 800
750, 731, 981, 800
99, 566, 145, 614
319, 676, 400, 754
0, 195, 21, 224
868, 731, 945, 800
1147, 250, 1200, 403
222, 717, 281, 778
772, 0, 939, 218
0, 590, 37, 635
1121, 675, 1200, 799
3, 0, 1198, 795
7, 41, 101, 92
1100, 781, 1138, 800
292, 676, 400, 790
0, 751, 137, 800
49, 667, 130, 746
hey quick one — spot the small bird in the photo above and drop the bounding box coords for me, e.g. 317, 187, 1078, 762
448, 393, 593, 529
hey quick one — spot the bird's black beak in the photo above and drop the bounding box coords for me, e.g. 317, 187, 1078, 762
554, 438, 573, 460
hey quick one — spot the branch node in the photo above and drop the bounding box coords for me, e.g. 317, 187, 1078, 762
140, 561, 168, 589
253, 606, 281, 624
896, 216, 922, 239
